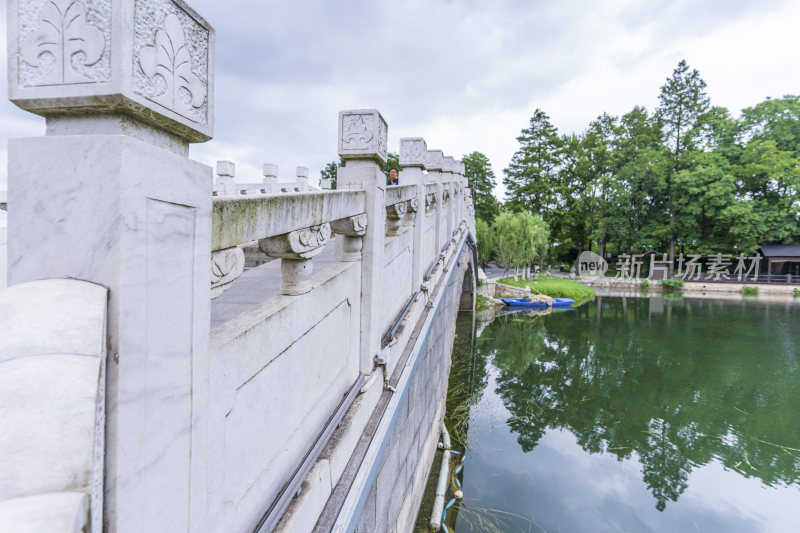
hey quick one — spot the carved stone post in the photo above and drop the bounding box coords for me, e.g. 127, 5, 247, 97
424, 149, 444, 259
336, 109, 388, 374
215, 160, 235, 196
296, 166, 309, 191
331, 214, 368, 261
263, 163, 279, 193
443, 156, 457, 240
400, 137, 427, 289
259, 224, 331, 295
7, 1, 214, 531
454, 160, 464, 229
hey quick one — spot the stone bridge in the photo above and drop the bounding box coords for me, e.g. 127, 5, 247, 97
0, 1, 477, 532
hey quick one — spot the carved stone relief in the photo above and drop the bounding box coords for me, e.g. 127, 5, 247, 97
210, 246, 244, 299
424, 150, 444, 171
339, 110, 388, 161
330, 214, 367, 237
134, 0, 209, 125
18, 0, 110, 86
386, 202, 411, 237
259, 223, 332, 260
400, 138, 426, 167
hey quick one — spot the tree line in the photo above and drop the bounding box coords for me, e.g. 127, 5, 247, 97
465, 60, 800, 270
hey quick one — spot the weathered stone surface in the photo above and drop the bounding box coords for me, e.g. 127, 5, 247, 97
212, 190, 365, 251
385, 183, 417, 206
0, 279, 107, 533
8, 0, 215, 142
210, 246, 245, 299
424, 149, 444, 171
399, 137, 427, 168
0, 492, 89, 533
338, 109, 388, 164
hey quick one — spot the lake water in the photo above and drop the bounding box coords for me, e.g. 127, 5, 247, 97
435, 295, 800, 533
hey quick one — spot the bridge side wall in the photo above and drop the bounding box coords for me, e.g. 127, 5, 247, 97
354, 240, 473, 532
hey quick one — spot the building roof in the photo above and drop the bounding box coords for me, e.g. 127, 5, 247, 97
759, 244, 800, 259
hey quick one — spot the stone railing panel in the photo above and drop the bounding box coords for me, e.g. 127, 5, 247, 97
212, 190, 365, 251
384, 184, 417, 206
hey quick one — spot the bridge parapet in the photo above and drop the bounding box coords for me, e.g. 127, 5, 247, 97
3, 1, 476, 531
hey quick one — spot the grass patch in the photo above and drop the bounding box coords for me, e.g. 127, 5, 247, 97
640, 279, 650, 288
742, 285, 759, 294
794, 288, 799, 297
498, 277, 595, 302
660, 278, 685, 291
475, 294, 491, 310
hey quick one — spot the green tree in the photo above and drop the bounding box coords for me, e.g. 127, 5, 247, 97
673, 151, 738, 254
736, 139, 800, 244
491, 211, 522, 278
515, 211, 550, 278
463, 151, 500, 223
657, 60, 711, 270
319, 157, 346, 189
606, 107, 670, 255
503, 109, 564, 230
381, 152, 400, 184
740, 95, 800, 157
475, 218, 492, 264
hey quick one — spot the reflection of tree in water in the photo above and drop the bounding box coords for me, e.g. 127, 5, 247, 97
480, 297, 800, 511
445, 313, 490, 451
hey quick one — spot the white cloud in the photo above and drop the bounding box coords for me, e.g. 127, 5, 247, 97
1, 0, 798, 195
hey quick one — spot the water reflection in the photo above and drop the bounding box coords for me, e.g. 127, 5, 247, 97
448, 296, 800, 531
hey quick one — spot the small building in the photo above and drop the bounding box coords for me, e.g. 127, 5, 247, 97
758, 244, 800, 280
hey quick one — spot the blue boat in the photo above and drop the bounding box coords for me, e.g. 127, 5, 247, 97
500, 297, 575, 308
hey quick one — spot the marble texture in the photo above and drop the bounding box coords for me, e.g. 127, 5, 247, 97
336, 159, 387, 374
0, 492, 89, 533
0, 279, 107, 533
7, 132, 212, 533
8, 0, 215, 142
212, 190, 365, 251
399, 137, 427, 168
399, 143, 428, 291
338, 109, 388, 164
206, 256, 361, 532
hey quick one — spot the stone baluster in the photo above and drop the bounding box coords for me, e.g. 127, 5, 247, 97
443, 156, 456, 240
424, 149, 444, 261
331, 214, 368, 261
336, 109, 388, 374
215, 160, 235, 196
6, 1, 215, 530
263, 163, 279, 193
296, 166, 309, 191
399, 137, 427, 288
259, 224, 331, 295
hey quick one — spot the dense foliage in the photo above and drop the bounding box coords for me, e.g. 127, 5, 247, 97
462, 151, 500, 223
503, 60, 800, 265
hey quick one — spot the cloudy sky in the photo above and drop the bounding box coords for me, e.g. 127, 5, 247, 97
2, 0, 799, 198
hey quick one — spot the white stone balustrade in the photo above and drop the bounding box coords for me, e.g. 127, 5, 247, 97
211, 190, 367, 296
336, 109, 389, 373
0, 280, 108, 533
3, 0, 476, 529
